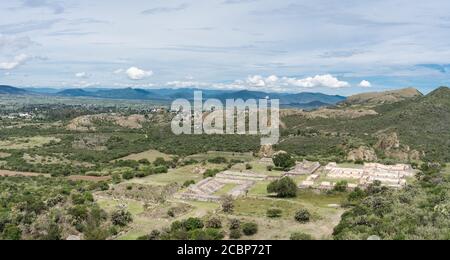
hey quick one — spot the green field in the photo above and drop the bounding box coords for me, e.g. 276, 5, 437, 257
117, 149, 172, 162
0, 136, 60, 150
214, 183, 237, 196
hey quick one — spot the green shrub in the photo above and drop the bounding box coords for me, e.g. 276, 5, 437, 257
205, 217, 222, 229
182, 218, 204, 231
229, 228, 242, 239
294, 209, 311, 223
272, 152, 295, 169
122, 171, 134, 180
334, 181, 348, 192
111, 208, 133, 227
222, 196, 234, 214
167, 208, 176, 218
205, 228, 225, 240
153, 157, 167, 167
183, 180, 196, 188
267, 177, 298, 198
204, 169, 221, 178
154, 165, 168, 174
208, 157, 228, 164
229, 219, 241, 230
290, 232, 314, 240
242, 222, 258, 236
266, 208, 283, 218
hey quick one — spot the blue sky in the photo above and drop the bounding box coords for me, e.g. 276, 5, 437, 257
1, 0, 450, 95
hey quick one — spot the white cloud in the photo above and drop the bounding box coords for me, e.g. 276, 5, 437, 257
0, 54, 30, 70
162, 74, 351, 92
125, 67, 153, 80
232, 74, 350, 90
359, 80, 372, 88
75, 72, 90, 78
282, 74, 350, 88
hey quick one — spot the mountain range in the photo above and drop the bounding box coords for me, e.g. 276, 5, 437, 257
1, 85, 346, 108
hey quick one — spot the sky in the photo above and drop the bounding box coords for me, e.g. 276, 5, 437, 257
1, 0, 450, 95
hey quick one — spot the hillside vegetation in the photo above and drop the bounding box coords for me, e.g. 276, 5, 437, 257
280, 87, 450, 162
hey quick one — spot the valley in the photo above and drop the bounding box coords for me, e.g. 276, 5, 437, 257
0, 86, 449, 240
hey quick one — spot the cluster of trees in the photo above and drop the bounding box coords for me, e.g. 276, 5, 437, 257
272, 152, 296, 170
0, 176, 127, 240
139, 217, 225, 241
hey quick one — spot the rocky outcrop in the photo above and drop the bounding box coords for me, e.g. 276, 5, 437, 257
347, 146, 378, 162
258, 144, 275, 158
375, 132, 422, 161
375, 132, 400, 150
67, 114, 148, 131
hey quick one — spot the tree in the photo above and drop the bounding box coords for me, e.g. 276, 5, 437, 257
154, 157, 167, 167
182, 218, 204, 231
334, 181, 348, 192
294, 209, 311, 223
205, 217, 222, 229
242, 222, 258, 236
267, 177, 298, 198
222, 195, 234, 214
272, 152, 295, 169
229, 219, 241, 230
111, 208, 133, 227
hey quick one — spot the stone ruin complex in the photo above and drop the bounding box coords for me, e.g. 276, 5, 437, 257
285, 160, 321, 176
300, 162, 415, 190
176, 171, 267, 202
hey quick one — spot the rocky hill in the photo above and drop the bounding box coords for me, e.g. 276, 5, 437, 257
279, 86, 450, 162
342, 87, 423, 106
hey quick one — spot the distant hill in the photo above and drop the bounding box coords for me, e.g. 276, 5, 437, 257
0, 85, 28, 95
56, 88, 346, 108
58, 89, 92, 97
342, 87, 423, 106
22, 87, 62, 94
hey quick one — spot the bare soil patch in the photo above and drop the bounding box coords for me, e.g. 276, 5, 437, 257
0, 170, 50, 177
